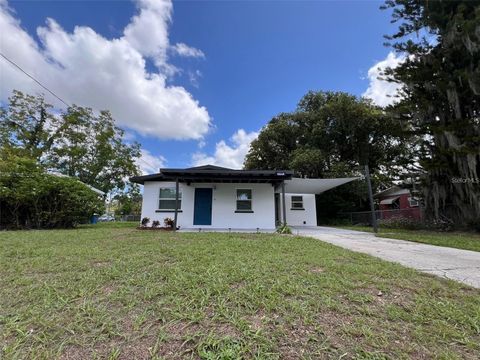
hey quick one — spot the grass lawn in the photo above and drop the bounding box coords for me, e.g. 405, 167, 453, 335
1, 223, 479, 359
336, 225, 480, 253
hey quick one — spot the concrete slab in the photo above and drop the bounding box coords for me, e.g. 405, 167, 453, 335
178, 228, 274, 233
293, 226, 480, 288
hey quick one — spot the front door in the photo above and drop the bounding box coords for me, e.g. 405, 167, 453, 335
193, 188, 213, 225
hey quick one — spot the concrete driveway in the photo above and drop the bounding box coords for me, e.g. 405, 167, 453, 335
294, 226, 480, 288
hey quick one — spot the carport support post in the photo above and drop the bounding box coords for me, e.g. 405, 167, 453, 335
365, 164, 378, 233
173, 178, 179, 231
281, 180, 287, 226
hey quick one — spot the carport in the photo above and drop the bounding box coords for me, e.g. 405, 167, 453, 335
275, 177, 360, 226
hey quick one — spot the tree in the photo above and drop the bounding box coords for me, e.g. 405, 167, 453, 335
49, 105, 141, 193
244, 91, 410, 220
0, 91, 141, 193
245, 91, 408, 177
0, 90, 62, 160
383, 0, 480, 225
112, 185, 143, 216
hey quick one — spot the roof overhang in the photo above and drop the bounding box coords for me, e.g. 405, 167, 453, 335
278, 177, 360, 194
130, 168, 294, 185
379, 196, 400, 205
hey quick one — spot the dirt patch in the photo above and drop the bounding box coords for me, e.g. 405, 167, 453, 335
357, 286, 416, 309
246, 311, 265, 331
275, 319, 323, 359
101, 284, 116, 296
90, 260, 111, 268
310, 267, 325, 274
60, 336, 155, 360
136, 226, 175, 231
229, 280, 246, 289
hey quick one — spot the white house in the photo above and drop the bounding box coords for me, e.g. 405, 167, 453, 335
130, 165, 358, 231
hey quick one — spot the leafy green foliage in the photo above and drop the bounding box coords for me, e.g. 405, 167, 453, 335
383, 0, 480, 225
0, 90, 141, 193
112, 185, 142, 215
246, 91, 408, 177
0, 152, 103, 229
245, 91, 411, 219
276, 224, 292, 234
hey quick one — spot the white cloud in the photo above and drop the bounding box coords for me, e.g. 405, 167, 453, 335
363, 52, 404, 107
137, 149, 166, 175
0, 0, 211, 140
188, 69, 202, 88
192, 129, 258, 169
171, 42, 205, 58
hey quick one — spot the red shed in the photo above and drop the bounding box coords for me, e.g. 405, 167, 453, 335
374, 186, 422, 220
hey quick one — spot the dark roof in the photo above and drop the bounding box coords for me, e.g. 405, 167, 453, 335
130, 164, 293, 185
185, 164, 233, 171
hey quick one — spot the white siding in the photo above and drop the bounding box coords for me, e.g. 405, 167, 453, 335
141, 181, 276, 230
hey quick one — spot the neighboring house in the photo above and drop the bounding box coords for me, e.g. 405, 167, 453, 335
48, 171, 105, 197
374, 186, 421, 220
130, 165, 358, 230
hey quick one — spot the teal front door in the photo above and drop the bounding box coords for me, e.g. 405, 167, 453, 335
193, 188, 212, 225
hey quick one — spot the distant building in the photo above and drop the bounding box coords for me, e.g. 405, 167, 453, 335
374, 186, 421, 220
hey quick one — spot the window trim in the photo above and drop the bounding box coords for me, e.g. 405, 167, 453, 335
291, 195, 304, 210
236, 188, 253, 212
408, 197, 419, 207
158, 187, 182, 211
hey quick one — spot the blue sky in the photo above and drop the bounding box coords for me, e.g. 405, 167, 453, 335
0, 0, 399, 172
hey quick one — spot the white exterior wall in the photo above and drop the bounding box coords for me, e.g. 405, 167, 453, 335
141, 181, 276, 230
280, 193, 317, 226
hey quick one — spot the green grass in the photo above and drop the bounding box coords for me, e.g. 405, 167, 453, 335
336, 225, 480, 252
1, 223, 479, 359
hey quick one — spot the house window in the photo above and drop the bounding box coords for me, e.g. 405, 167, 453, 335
236, 189, 252, 211
291, 195, 304, 209
408, 197, 419, 207
158, 187, 182, 210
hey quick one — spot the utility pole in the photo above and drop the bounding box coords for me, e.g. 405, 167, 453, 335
365, 164, 378, 233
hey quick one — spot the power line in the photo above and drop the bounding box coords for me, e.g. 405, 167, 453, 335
0, 52, 70, 107
1, 52, 158, 172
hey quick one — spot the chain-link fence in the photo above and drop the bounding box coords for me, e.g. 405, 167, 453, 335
119, 214, 141, 222
340, 208, 423, 226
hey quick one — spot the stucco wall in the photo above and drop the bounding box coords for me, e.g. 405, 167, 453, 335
141, 181, 276, 229
279, 194, 317, 226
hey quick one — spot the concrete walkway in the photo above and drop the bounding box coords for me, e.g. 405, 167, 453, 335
294, 226, 480, 288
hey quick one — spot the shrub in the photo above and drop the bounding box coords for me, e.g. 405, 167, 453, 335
141, 217, 150, 227
151, 220, 160, 228
164, 217, 174, 228
0, 156, 104, 229
377, 217, 423, 230
425, 217, 455, 232
276, 224, 292, 234
467, 219, 480, 233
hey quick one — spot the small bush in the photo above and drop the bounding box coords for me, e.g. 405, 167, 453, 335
164, 217, 174, 228
0, 155, 103, 229
467, 219, 480, 233
141, 217, 150, 227
378, 217, 423, 230
151, 220, 160, 228
276, 224, 292, 234
425, 217, 455, 232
